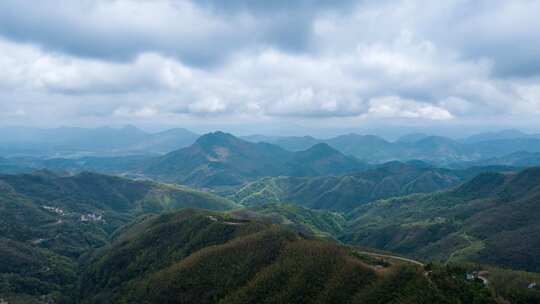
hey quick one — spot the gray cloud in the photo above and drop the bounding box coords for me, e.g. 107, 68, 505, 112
414, 0, 540, 77
0, 1, 237, 66
0, 0, 539, 132
1, 1, 537, 75
0, 0, 356, 66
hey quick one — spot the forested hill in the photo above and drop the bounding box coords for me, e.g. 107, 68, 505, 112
0, 171, 236, 302
141, 131, 367, 188
343, 167, 540, 272
232, 161, 512, 211
79, 209, 496, 304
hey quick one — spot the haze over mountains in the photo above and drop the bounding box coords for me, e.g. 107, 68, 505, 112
3, 126, 540, 166
0, 126, 199, 157
245, 131, 540, 164
3, 127, 540, 197
2, 127, 540, 303
141, 132, 368, 189
3, 0, 540, 302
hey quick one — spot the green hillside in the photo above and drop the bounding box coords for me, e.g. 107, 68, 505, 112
141, 132, 366, 189
2, 158, 540, 303
0, 172, 236, 302
233, 162, 465, 211
230, 203, 346, 238
342, 167, 540, 272
80, 209, 496, 304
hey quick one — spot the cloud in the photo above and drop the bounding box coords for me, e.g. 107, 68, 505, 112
0, 0, 539, 131
264, 87, 365, 117
0, 0, 356, 66
0, 0, 228, 65
0, 38, 196, 94
424, 0, 540, 77
113, 106, 159, 119
367, 96, 453, 120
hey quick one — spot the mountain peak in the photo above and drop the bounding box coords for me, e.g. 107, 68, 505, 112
304, 143, 340, 156
195, 131, 240, 147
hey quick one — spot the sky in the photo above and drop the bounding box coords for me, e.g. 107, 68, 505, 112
1, 0, 540, 136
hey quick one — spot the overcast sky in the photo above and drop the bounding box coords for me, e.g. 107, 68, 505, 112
1, 0, 540, 135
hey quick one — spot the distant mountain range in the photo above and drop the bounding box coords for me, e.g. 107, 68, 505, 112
449, 151, 540, 169
6, 130, 537, 192
245, 130, 540, 164
342, 166, 540, 273
461, 129, 540, 144
2, 126, 540, 164
0, 126, 199, 157
0, 156, 31, 174
141, 132, 368, 188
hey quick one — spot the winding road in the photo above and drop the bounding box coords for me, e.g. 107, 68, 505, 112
355, 250, 425, 267
356, 250, 490, 287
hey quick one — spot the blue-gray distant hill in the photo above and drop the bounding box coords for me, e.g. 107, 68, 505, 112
141, 132, 368, 188
0, 126, 199, 157
244, 130, 540, 164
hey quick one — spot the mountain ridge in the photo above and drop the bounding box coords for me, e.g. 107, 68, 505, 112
343, 166, 540, 272
78, 209, 497, 304
142, 132, 368, 188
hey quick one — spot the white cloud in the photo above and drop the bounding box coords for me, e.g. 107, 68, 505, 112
367, 96, 453, 120
113, 106, 159, 118
0, 0, 539, 131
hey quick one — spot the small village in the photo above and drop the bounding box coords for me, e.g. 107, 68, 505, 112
41, 204, 104, 223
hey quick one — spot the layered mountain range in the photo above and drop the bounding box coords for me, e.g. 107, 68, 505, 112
0, 126, 199, 157
141, 132, 368, 188
2, 166, 540, 303
245, 131, 540, 164
3, 127, 540, 166
2, 128, 540, 303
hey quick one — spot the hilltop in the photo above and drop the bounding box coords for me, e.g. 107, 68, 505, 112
142, 132, 367, 188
